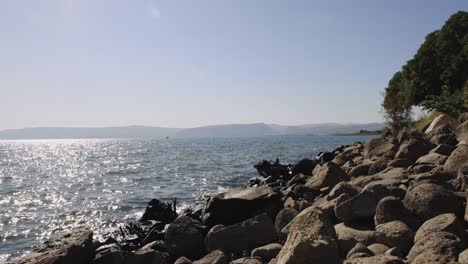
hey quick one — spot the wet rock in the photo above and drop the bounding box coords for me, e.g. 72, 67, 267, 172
305, 162, 349, 191
251, 243, 282, 262
193, 250, 228, 264
414, 213, 465, 243
164, 216, 206, 260
11, 228, 94, 264
403, 183, 463, 221
334, 184, 394, 222
254, 159, 290, 179
375, 221, 414, 254
230, 257, 262, 264
174, 257, 193, 264
274, 208, 298, 233
395, 138, 433, 162
205, 214, 276, 253
140, 199, 177, 223
274, 208, 340, 264
367, 243, 390, 256
407, 231, 463, 263
364, 138, 397, 159
92, 244, 123, 264
291, 158, 317, 176
202, 186, 282, 226
123, 248, 170, 264
374, 196, 420, 230
444, 144, 468, 174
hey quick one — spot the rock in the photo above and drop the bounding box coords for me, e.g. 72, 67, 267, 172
292, 185, 320, 202
444, 144, 468, 174
230, 257, 262, 264
328, 182, 360, 200
92, 244, 123, 264
344, 255, 405, 264
164, 216, 206, 259
426, 124, 458, 146
368, 158, 390, 175
334, 223, 383, 256
274, 207, 340, 264
141, 240, 167, 252
193, 250, 228, 264
412, 167, 456, 183
431, 144, 456, 156
346, 242, 374, 259
395, 138, 433, 162
332, 145, 362, 166
412, 252, 458, 264
459, 249, 468, 264
306, 162, 349, 191
364, 138, 397, 159
202, 186, 283, 226
348, 163, 371, 178
140, 199, 177, 223
416, 153, 448, 165
385, 247, 403, 258
205, 214, 276, 253
374, 196, 420, 230
387, 158, 412, 168
291, 158, 317, 176
123, 248, 170, 264
283, 197, 311, 212
274, 208, 298, 233
174, 257, 193, 264
317, 151, 335, 164
11, 228, 94, 264
414, 213, 465, 243
403, 183, 463, 221
367, 244, 390, 256
412, 164, 436, 174
375, 221, 414, 254
334, 184, 394, 222
254, 159, 290, 179
251, 243, 282, 262
407, 231, 463, 263
425, 114, 458, 134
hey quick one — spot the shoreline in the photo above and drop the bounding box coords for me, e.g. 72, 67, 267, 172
6, 114, 468, 264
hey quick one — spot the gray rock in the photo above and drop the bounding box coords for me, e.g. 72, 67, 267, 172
174, 257, 193, 264
202, 186, 283, 226
416, 153, 448, 165
274, 208, 298, 233
123, 248, 170, 264
374, 196, 420, 230
230, 257, 262, 264
403, 183, 463, 221
430, 144, 456, 156
205, 214, 276, 253
395, 138, 433, 162
367, 244, 390, 256
165, 216, 206, 259
414, 213, 465, 243
375, 221, 414, 254
407, 231, 463, 263
306, 162, 349, 191
92, 244, 123, 264
346, 242, 374, 259
364, 138, 397, 159
444, 144, 468, 174
334, 223, 383, 256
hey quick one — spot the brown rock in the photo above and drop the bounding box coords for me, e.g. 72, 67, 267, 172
251, 243, 282, 262
306, 162, 349, 190
123, 248, 170, 264
364, 138, 397, 159
444, 144, 468, 174
375, 221, 414, 254
193, 250, 228, 264
165, 216, 206, 259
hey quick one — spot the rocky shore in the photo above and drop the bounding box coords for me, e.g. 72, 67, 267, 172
8, 113, 468, 264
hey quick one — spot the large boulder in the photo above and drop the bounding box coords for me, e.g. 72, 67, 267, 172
414, 213, 465, 243
344, 255, 405, 264
274, 208, 298, 233
230, 257, 262, 264
164, 216, 206, 259
140, 199, 177, 223
204, 214, 276, 253
334, 223, 384, 256
425, 114, 458, 134
430, 144, 456, 156
407, 231, 463, 263
368, 158, 390, 175
364, 138, 398, 159
332, 145, 363, 166
291, 159, 317, 176
92, 244, 123, 264
305, 162, 349, 190
374, 196, 420, 230
11, 228, 94, 264
193, 250, 228, 264
348, 163, 371, 178
202, 186, 282, 226
426, 124, 458, 146
403, 183, 463, 221
444, 144, 468, 174
273, 208, 340, 264
334, 185, 394, 222
375, 221, 414, 254
394, 138, 433, 162
415, 153, 448, 165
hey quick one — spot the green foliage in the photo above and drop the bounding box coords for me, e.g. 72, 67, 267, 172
383, 11, 468, 127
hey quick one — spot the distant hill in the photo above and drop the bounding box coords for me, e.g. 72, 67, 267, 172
0, 123, 385, 139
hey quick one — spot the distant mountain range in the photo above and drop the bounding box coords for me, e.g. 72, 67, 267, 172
0, 123, 385, 139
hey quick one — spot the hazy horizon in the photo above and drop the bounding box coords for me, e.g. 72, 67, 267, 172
1, 1, 466, 130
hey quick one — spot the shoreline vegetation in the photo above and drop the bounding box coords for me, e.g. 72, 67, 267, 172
7, 113, 468, 264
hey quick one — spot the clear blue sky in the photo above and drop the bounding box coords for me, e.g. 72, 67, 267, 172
0, 1, 466, 129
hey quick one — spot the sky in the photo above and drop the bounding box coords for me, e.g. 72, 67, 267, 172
0, 1, 466, 130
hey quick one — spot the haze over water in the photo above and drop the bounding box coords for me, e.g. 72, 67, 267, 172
0, 135, 375, 260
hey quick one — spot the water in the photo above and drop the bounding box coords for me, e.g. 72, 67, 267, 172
0, 135, 375, 260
